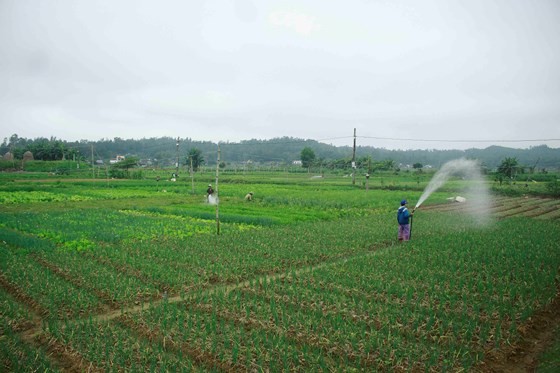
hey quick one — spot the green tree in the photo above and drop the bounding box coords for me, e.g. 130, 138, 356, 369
109, 157, 139, 178
413, 162, 423, 169
186, 148, 205, 172
300, 147, 316, 169
498, 157, 519, 180
376, 159, 395, 171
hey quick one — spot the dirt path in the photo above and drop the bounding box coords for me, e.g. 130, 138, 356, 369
93, 242, 393, 323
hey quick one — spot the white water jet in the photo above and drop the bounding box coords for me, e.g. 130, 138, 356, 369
416, 158, 492, 225
208, 194, 219, 205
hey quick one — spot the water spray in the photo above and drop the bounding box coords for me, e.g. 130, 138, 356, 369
414, 158, 492, 226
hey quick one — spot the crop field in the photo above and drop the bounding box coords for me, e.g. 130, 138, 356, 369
0, 170, 559, 372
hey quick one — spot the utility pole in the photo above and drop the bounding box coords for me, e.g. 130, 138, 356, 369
175, 137, 180, 178
352, 128, 356, 185
189, 156, 194, 194
91, 144, 95, 179
215, 143, 221, 235
366, 157, 371, 191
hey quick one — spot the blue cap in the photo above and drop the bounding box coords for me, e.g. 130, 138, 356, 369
401, 199, 407, 205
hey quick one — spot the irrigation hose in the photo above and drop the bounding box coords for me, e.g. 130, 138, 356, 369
410, 207, 417, 240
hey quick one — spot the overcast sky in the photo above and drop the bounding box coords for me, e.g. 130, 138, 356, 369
1, 0, 559, 150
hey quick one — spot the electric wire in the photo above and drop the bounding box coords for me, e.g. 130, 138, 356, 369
359, 136, 560, 143
8, 134, 558, 171
215, 135, 560, 147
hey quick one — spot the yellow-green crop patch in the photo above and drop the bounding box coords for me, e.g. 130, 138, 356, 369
0, 191, 93, 204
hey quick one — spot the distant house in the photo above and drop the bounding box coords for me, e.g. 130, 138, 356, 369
109, 155, 125, 164
292, 160, 302, 165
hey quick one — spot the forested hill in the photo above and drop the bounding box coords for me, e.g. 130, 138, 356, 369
365, 145, 559, 170
2, 135, 559, 170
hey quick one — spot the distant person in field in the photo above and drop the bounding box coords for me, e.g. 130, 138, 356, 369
244, 192, 253, 201
206, 184, 214, 202
397, 199, 413, 241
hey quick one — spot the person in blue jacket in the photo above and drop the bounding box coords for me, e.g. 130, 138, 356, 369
397, 199, 414, 241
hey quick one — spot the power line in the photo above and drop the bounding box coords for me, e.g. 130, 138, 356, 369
59, 135, 559, 153
359, 136, 560, 143
219, 139, 313, 146
218, 135, 559, 147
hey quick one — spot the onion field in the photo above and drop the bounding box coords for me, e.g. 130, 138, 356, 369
1, 171, 559, 372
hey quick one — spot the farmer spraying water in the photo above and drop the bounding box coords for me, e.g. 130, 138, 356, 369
397, 199, 414, 241
207, 184, 217, 204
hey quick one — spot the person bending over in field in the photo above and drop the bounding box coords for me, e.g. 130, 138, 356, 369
244, 192, 254, 201
397, 199, 413, 241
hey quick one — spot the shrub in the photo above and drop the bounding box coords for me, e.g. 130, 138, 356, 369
109, 168, 127, 179
545, 179, 560, 197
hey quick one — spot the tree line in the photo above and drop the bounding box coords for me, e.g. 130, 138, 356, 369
2, 134, 559, 171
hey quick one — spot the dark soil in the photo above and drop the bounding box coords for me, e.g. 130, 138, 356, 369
474, 289, 560, 372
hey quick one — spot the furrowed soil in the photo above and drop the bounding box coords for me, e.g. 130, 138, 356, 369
3, 195, 559, 371
421, 196, 560, 371
476, 291, 560, 372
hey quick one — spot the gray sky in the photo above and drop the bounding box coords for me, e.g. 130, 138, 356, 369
1, 0, 559, 150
